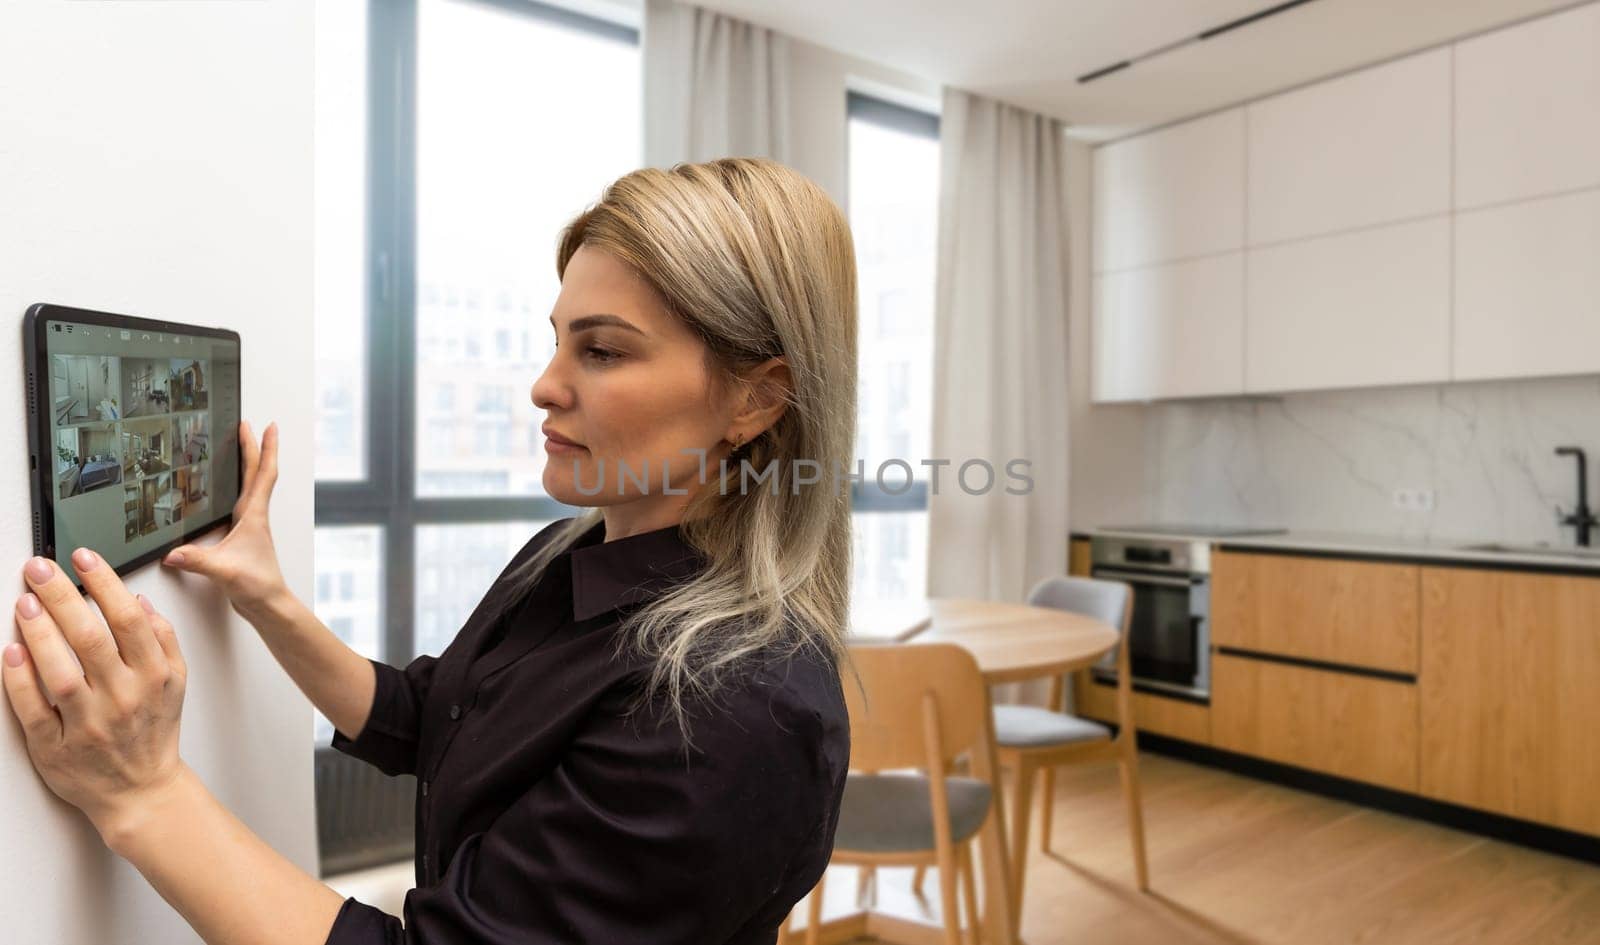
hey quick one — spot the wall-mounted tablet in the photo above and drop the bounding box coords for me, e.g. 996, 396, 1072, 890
23, 303, 242, 588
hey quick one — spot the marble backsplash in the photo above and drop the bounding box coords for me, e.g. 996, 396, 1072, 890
1101, 373, 1600, 546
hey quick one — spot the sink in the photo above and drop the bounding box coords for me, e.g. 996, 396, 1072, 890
1456, 542, 1600, 560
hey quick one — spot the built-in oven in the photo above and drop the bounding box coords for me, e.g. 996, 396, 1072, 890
1088, 534, 1215, 702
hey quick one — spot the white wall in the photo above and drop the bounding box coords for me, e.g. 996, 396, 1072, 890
0, 2, 318, 943
1070, 374, 1600, 545
786, 35, 940, 207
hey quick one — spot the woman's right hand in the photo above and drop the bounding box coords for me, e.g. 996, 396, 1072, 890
161, 420, 289, 622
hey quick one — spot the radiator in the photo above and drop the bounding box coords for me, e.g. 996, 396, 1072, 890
315, 747, 417, 877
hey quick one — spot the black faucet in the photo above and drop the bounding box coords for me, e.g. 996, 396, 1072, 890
1555, 446, 1597, 547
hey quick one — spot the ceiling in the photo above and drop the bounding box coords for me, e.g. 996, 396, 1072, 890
691, 0, 1583, 141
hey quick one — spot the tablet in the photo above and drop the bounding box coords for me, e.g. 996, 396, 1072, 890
23, 303, 243, 588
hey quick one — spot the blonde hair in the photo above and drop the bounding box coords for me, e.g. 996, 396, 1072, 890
494, 157, 858, 744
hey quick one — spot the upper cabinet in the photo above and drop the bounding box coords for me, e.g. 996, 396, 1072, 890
1089, 2, 1600, 404
1246, 217, 1451, 393
1454, 2, 1600, 210
1093, 108, 1244, 272
1093, 253, 1245, 402
1454, 190, 1600, 382
1246, 48, 1452, 245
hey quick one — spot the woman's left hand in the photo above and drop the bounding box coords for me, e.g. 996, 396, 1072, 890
3, 548, 189, 842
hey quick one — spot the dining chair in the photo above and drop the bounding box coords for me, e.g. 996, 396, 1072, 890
990, 575, 1148, 911
781, 642, 1001, 945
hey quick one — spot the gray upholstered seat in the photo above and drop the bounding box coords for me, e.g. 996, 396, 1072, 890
988, 575, 1128, 749
992, 703, 1112, 748
833, 772, 994, 853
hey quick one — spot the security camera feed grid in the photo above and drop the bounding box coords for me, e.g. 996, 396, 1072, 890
50, 352, 218, 545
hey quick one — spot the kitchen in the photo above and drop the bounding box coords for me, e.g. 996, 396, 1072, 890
787, 0, 1600, 939
1058, 0, 1600, 939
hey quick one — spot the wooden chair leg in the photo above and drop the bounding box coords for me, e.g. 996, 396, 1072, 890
1038, 765, 1056, 854
958, 842, 982, 945
1008, 756, 1037, 920
804, 870, 827, 945
1118, 739, 1151, 892
936, 839, 962, 945
912, 863, 927, 895
856, 865, 876, 907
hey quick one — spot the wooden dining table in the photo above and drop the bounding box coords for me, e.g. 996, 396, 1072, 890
804, 597, 1121, 945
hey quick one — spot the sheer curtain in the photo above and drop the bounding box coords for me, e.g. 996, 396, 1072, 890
642, 0, 793, 167
926, 87, 1073, 706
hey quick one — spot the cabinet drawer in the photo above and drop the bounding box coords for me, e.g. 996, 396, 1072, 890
1212, 653, 1418, 792
1211, 550, 1419, 674
1075, 673, 1211, 745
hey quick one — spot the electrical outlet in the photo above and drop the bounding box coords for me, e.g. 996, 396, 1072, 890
1392, 487, 1435, 512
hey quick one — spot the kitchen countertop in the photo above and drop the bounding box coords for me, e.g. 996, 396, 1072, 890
1077, 526, 1600, 572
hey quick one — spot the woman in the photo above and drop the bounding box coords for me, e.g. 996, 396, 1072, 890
4, 157, 857, 944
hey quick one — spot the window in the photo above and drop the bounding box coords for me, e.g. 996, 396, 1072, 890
845, 92, 939, 604
415, 521, 549, 655
414, 0, 639, 499
310, 527, 383, 745
474, 384, 512, 415
313, 0, 639, 871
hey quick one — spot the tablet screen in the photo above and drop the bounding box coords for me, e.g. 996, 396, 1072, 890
38, 313, 242, 583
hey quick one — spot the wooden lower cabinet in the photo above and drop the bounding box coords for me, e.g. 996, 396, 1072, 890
1211, 653, 1419, 793
1075, 672, 1212, 744
1419, 566, 1600, 837
1212, 550, 1420, 674
1068, 537, 1091, 577
1070, 538, 1600, 839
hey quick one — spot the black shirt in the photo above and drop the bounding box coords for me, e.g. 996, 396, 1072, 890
324, 517, 850, 945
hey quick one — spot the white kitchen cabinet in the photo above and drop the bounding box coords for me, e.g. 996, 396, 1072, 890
1092, 253, 1244, 402
1245, 217, 1450, 393
1092, 108, 1244, 272
1454, 189, 1600, 382
1454, 2, 1600, 210
1246, 47, 1451, 245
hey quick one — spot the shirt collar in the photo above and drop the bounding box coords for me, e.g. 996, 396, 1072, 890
566, 517, 710, 622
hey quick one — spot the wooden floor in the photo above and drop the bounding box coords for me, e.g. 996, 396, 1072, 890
797, 753, 1600, 944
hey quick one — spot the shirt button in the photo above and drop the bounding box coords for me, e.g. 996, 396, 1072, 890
422, 854, 430, 874
421, 781, 429, 797
449, 704, 461, 720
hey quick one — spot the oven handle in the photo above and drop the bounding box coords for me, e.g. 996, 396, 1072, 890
1091, 568, 1197, 589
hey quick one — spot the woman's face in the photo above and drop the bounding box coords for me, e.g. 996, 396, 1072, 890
533, 245, 746, 530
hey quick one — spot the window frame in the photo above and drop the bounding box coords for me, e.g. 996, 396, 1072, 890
843, 89, 939, 516
314, 0, 637, 676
